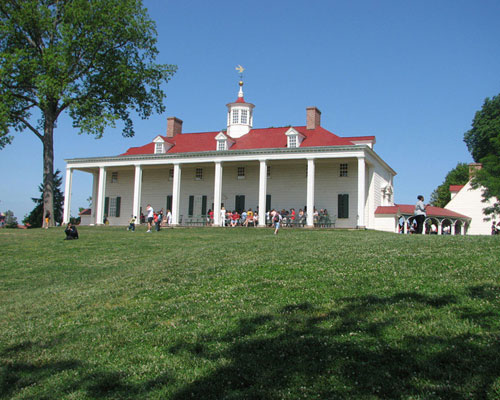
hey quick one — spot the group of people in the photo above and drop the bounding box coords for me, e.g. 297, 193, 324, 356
492, 221, 500, 235
142, 204, 172, 233
207, 207, 331, 228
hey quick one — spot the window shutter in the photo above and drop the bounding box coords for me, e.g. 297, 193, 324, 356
235, 195, 245, 214
166, 195, 172, 211
104, 197, 109, 217
266, 194, 272, 212
188, 195, 194, 216
115, 197, 121, 218
338, 194, 349, 219
201, 195, 207, 216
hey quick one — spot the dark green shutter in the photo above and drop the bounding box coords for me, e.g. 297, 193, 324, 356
104, 197, 109, 217
235, 195, 245, 214
201, 195, 207, 216
166, 195, 172, 211
115, 197, 121, 217
266, 194, 271, 212
338, 194, 349, 219
188, 195, 194, 216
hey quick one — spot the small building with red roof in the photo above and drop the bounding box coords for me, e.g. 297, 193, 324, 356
64, 79, 397, 229
444, 163, 498, 235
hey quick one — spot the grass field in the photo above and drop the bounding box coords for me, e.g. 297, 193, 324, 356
1, 226, 499, 399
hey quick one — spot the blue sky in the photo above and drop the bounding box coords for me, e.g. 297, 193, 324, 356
1, 0, 499, 220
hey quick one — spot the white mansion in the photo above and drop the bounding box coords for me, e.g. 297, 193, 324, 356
64, 81, 398, 229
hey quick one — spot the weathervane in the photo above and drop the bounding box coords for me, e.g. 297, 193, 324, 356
235, 64, 245, 81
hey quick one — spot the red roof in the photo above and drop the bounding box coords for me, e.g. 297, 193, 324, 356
449, 185, 464, 192
236, 97, 245, 103
79, 208, 92, 216
120, 125, 372, 156
375, 204, 470, 219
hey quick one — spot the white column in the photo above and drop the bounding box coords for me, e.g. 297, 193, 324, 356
213, 161, 223, 226
63, 167, 73, 224
172, 163, 182, 225
357, 157, 366, 228
258, 160, 267, 227
438, 220, 443, 235
404, 217, 408, 234
306, 158, 315, 227
132, 165, 142, 221
95, 166, 107, 225
91, 172, 98, 225
461, 222, 467, 235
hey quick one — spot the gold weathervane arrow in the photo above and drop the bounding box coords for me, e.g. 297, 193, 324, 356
235, 65, 244, 74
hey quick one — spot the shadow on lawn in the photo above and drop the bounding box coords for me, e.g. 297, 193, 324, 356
170, 290, 500, 400
0, 337, 172, 399
2, 288, 499, 399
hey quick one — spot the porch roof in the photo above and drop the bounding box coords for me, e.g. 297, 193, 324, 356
375, 204, 470, 220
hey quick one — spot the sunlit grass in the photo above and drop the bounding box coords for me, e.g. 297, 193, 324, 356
1, 226, 499, 399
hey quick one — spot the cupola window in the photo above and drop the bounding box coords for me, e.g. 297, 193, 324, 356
241, 109, 248, 124
232, 109, 239, 124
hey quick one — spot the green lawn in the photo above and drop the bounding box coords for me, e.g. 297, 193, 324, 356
1, 226, 499, 399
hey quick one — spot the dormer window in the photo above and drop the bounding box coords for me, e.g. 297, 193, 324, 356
155, 142, 164, 154
216, 131, 231, 151
285, 127, 304, 148
152, 135, 170, 154
217, 140, 227, 151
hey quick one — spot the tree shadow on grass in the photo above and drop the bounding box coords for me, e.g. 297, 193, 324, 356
170, 291, 500, 400
0, 336, 173, 399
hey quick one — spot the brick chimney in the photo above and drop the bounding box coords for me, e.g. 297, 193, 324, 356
469, 162, 482, 179
306, 107, 321, 130
167, 117, 183, 137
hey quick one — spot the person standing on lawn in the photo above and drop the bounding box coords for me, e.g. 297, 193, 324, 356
146, 204, 154, 233
271, 209, 282, 235
414, 195, 427, 234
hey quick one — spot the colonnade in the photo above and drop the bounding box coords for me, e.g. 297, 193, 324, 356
62, 156, 367, 228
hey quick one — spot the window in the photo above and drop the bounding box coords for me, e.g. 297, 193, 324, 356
237, 167, 245, 179
169, 168, 174, 181
111, 172, 118, 183
288, 135, 297, 148
241, 109, 248, 124
155, 142, 164, 154
338, 194, 349, 219
267, 166, 271, 178
105, 196, 121, 218
217, 140, 226, 151
339, 163, 348, 177
195, 168, 203, 180
232, 109, 239, 124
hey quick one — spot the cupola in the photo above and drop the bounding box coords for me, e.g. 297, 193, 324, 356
226, 80, 255, 138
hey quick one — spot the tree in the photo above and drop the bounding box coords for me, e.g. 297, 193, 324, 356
464, 94, 500, 218
4, 210, 18, 228
23, 169, 64, 228
0, 0, 176, 226
430, 162, 470, 208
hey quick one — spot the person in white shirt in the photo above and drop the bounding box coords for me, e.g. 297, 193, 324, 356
146, 204, 154, 232
220, 206, 226, 227
413, 195, 427, 234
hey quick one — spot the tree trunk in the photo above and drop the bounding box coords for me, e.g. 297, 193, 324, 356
42, 112, 55, 227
